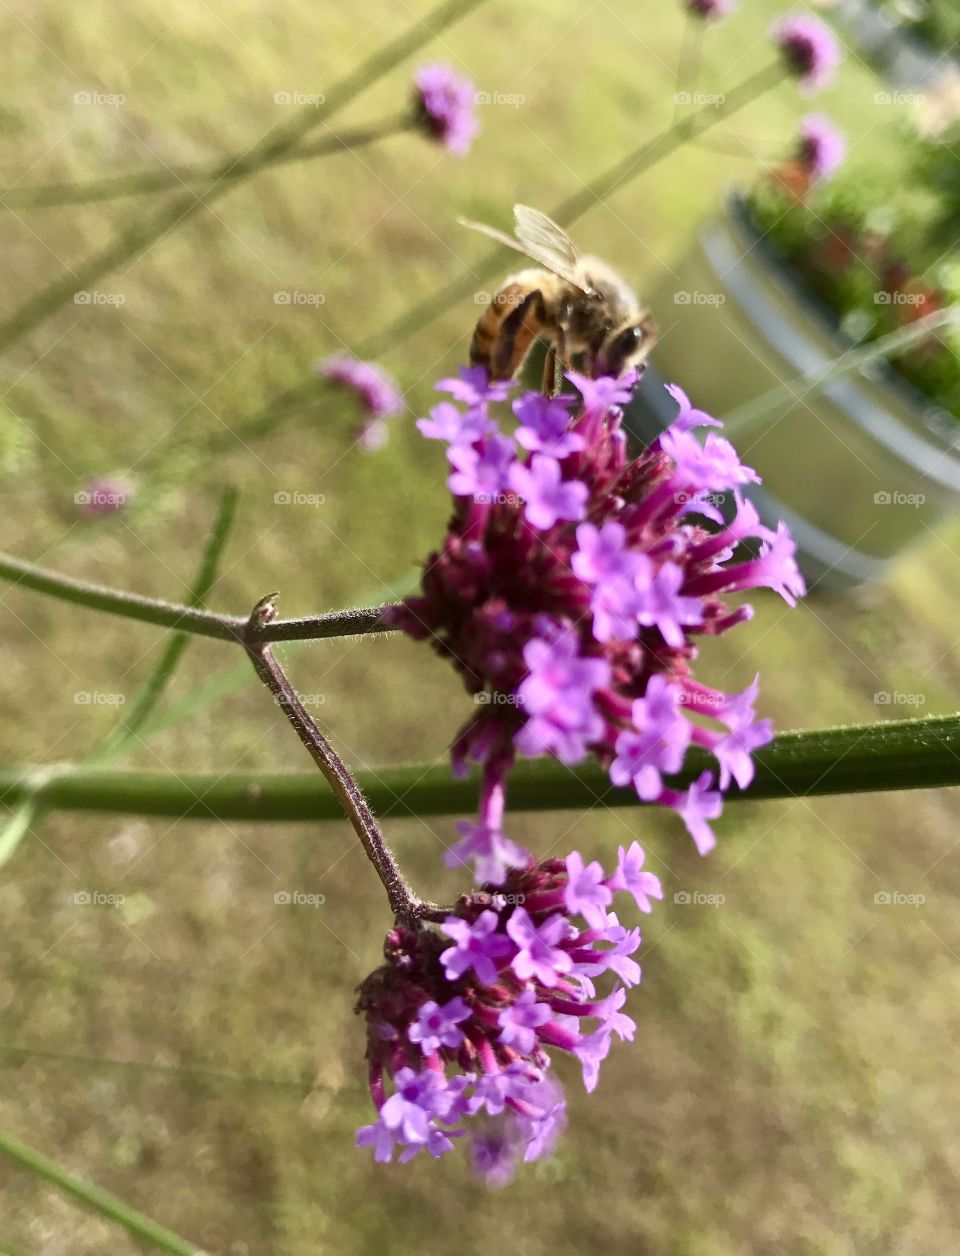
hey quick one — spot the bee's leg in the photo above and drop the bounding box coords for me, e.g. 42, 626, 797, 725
493, 288, 547, 380
553, 327, 568, 394
540, 346, 557, 397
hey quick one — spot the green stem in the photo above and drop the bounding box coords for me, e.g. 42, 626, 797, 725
0, 492, 239, 871
0, 1129, 201, 1255
0, 549, 400, 643
0, 0, 491, 355
92, 487, 238, 761
1, 115, 413, 210
673, 12, 704, 125
3, 714, 958, 821
359, 60, 786, 358
724, 306, 960, 436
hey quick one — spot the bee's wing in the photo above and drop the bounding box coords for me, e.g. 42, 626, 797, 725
512, 205, 587, 291
457, 207, 590, 293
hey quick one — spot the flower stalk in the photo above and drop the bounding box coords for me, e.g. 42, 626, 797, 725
0, 549, 400, 644
4, 713, 959, 821
242, 595, 440, 926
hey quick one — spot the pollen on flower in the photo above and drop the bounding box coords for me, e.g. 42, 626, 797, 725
387, 364, 804, 868
354, 851, 656, 1182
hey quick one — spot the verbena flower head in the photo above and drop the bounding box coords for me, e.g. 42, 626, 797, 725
414, 63, 480, 156
355, 848, 658, 1181
796, 113, 845, 181
684, 0, 737, 21
79, 476, 132, 517
318, 354, 403, 421
772, 13, 841, 93
387, 368, 804, 864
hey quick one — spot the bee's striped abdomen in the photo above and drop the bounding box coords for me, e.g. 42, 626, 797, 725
468, 281, 547, 381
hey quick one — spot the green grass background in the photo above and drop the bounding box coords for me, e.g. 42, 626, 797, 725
0, 0, 959, 1252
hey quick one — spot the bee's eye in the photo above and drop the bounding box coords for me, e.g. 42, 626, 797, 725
602, 326, 644, 368
616, 326, 644, 353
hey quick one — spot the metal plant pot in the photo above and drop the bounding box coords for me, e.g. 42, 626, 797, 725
626, 195, 960, 591
832, 0, 959, 92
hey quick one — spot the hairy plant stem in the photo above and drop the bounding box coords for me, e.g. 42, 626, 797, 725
0, 549, 400, 644
242, 595, 444, 925
5, 714, 959, 821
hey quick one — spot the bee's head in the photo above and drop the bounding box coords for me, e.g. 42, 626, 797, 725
594, 315, 656, 377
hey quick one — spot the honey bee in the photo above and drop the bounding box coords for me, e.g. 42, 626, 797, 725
460, 203, 657, 384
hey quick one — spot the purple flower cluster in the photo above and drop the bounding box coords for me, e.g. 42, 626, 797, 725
317, 354, 403, 452
796, 113, 845, 182
413, 62, 480, 156
356, 846, 661, 1180
772, 13, 842, 94
388, 367, 803, 866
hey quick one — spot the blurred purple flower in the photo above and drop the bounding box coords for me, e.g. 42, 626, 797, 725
685, 0, 737, 20
316, 351, 402, 434
78, 477, 132, 517
414, 62, 480, 155
772, 13, 842, 93
797, 113, 846, 181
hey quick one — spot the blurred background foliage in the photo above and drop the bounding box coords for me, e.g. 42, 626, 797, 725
0, 0, 959, 1252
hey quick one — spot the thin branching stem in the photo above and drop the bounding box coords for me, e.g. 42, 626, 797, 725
242, 595, 445, 925
0, 550, 400, 644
